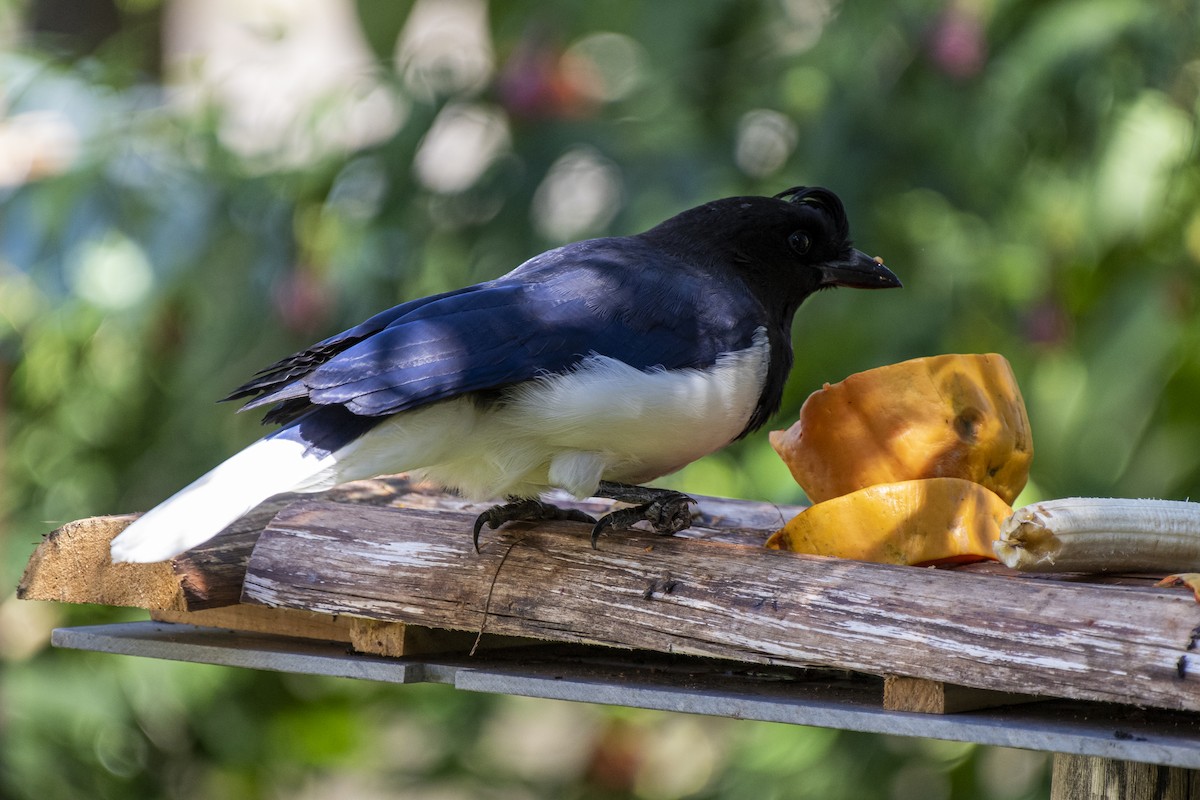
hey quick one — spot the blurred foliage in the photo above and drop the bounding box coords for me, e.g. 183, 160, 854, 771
2, 0, 1199, 797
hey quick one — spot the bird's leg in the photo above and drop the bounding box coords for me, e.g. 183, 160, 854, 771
472, 497, 596, 552
589, 481, 697, 549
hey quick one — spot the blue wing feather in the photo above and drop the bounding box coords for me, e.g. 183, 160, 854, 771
236, 237, 765, 422
226, 284, 486, 404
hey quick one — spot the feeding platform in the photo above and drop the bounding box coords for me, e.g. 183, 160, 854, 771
19, 476, 1200, 798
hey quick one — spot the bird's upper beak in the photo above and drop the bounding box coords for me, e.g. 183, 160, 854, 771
820, 249, 902, 290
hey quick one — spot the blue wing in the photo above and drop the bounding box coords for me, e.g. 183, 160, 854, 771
225, 284, 486, 417
233, 237, 765, 424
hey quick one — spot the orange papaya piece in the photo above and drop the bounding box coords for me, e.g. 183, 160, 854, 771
765, 477, 1011, 566
770, 353, 1032, 505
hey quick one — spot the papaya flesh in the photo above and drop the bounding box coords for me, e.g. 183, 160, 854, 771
770, 353, 1033, 505
765, 477, 1012, 566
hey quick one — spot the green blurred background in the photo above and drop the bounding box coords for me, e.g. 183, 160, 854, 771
2, 0, 1198, 797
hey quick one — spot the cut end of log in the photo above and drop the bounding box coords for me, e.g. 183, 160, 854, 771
18, 515, 188, 611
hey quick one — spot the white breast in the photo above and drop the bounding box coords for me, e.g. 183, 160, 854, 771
327, 328, 772, 500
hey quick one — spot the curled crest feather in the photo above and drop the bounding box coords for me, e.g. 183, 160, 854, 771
773, 186, 849, 242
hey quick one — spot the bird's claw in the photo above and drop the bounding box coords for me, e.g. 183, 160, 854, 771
589, 491, 696, 549
472, 486, 696, 552
472, 498, 596, 552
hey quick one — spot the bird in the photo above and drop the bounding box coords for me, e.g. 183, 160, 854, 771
109, 186, 901, 563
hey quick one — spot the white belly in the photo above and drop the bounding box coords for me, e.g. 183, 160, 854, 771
326, 328, 771, 499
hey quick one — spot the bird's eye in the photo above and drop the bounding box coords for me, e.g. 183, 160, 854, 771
789, 232, 812, 255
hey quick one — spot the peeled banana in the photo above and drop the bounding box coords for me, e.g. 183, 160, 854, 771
995, 497, 1200, 573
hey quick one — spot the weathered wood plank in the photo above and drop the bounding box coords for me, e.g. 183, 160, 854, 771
1051, 754, 1200, 799
18, 475, 795, 614
242, 500, 1200, 713
167, 474, 476, 606
16, 476, 456, 612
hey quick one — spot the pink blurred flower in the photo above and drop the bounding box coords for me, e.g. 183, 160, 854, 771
929, 5, 987, 80
497, 37, 600, 120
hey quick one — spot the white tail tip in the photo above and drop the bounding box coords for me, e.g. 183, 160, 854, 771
109, 435, 336, 563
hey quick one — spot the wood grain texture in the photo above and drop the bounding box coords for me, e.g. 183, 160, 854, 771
1051, 754, 1200, 799
347, 618, 536, 657
883, 676, 1038, 714
17, 515, 187, 610
243, 500, 1200, 713
15, 476, 459, 612
165, 476, 457, 608
150, 606, 352, 642
18, 475, 796, 614
18, 499, 299, 611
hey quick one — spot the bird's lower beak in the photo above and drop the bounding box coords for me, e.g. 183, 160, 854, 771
820, 250, 902, 290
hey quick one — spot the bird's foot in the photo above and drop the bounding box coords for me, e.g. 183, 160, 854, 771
590, 482, 697, 549
472, 497, 596, 552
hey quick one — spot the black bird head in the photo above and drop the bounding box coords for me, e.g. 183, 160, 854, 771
643, 185, 901, 316
639, 186, 901, 436
768, 185, 900, 290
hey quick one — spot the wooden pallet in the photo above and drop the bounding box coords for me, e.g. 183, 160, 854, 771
19, 476, 1200, 798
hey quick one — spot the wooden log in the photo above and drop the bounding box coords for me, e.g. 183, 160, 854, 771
18, 500, 286, 612
243, 500, 1200, 713
163, 471, 440, 605
17, 514, 187, 610
1051, 754, 1200, 799
882, 676, 1037, 714
16, 476, 465, 612
18, 475, 796, 614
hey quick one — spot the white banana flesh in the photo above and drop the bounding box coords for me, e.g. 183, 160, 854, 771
995, 497, 1200, 573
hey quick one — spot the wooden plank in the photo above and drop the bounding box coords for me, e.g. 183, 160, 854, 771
147, 606, 536, 653
1051, 754, 1200, 799
150, 606, 352, 642
243, 500, 1200, 713
883, 676, 1037, 714
18, 475, 796, 613
347, 618, 537, 657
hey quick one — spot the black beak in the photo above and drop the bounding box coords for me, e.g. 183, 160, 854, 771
820, 249, 902, 290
